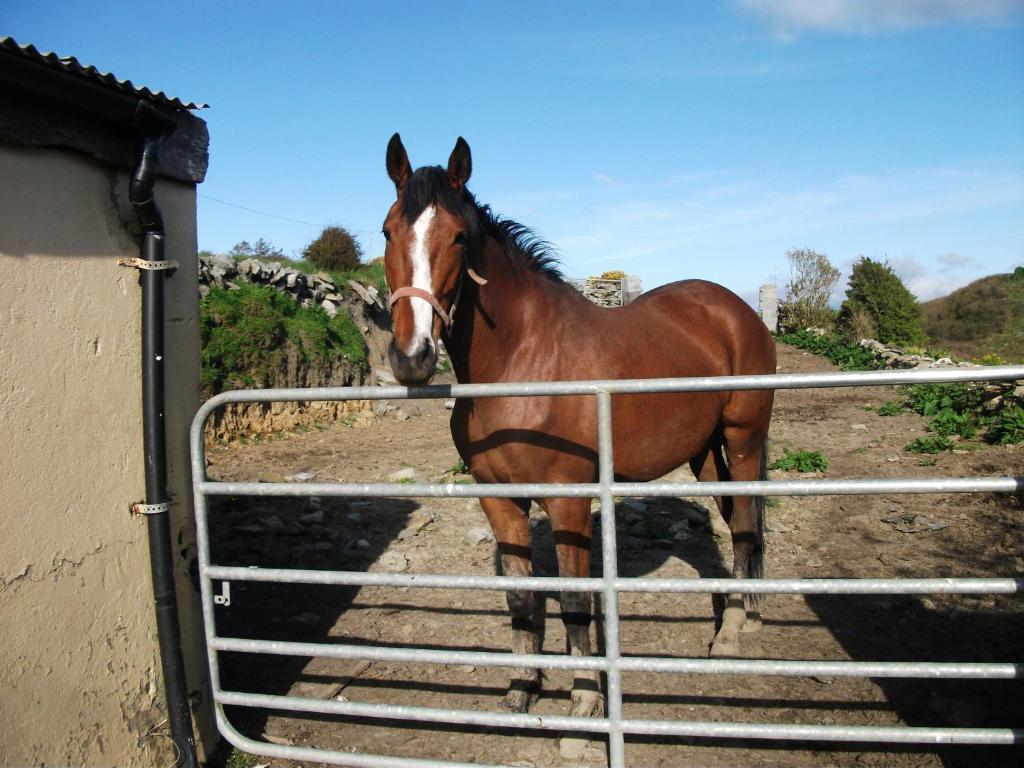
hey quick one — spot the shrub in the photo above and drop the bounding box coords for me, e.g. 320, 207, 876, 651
303, 225, 364, 272
769, 448, 829, 473
838, 257, 924, 346
781, 247, 841, 331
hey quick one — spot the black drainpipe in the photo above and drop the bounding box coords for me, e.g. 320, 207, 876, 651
130, 101, 200, 768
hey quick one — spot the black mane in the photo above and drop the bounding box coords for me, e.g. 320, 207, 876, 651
402, 166, 564, 282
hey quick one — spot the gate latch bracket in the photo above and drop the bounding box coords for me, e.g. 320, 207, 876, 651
214, 582, 231, 607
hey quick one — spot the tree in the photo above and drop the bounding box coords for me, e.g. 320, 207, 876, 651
303, 226, 363, 272
780, 247, 840, 330
838, 257, 924, 346
229, 238, 285, 260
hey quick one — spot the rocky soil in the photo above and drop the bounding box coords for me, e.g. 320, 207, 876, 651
204, 343, 1023, 768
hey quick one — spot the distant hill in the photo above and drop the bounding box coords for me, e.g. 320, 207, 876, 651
921, 268, 1024, 361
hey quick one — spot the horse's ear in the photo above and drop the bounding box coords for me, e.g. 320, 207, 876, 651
447, 137, 472, 190
386, 133, 411, 192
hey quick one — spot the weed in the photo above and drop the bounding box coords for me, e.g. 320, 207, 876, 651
905, 435, 953, 454
448, 458, 470, 475
222, 747, 259, 768
988, 405, 1024, 445
876, 401, 905, 416
769, 448, 829, 473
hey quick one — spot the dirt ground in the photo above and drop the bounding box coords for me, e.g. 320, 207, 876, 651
204, 343, 1023, 768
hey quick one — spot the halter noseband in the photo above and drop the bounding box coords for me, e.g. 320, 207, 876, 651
387, 267, 487, 333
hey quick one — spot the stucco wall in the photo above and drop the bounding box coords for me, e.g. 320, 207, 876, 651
0, 144, 211, 765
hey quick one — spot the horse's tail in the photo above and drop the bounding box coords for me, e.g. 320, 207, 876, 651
748, 439, 769, 610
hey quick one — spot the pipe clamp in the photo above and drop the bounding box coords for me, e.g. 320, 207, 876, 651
118, 257, 179, 271
132, 501, 170, 516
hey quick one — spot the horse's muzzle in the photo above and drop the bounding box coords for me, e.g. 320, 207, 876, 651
388, 338, 438, 386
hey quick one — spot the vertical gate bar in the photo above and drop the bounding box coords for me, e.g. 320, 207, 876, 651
189, 418, 226, 704
597, 390, 625, 768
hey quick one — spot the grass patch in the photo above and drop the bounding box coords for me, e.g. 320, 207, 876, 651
201, 282, 368, 392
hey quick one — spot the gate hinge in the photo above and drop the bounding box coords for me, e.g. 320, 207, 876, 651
131, 501, 170, 516
118, 256, 179, 272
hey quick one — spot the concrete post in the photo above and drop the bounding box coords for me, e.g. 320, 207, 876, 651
759, 283, 778, 332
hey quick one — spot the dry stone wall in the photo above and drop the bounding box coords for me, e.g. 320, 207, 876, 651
853, 336, 1023, 407
569, 276, 642, 307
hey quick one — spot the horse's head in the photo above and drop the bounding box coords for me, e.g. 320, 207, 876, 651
382, 133, 485, 385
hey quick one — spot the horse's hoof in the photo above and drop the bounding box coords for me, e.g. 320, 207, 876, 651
709, 635, 740, 658
570, 690, 605, 719
502, 685, 538, 713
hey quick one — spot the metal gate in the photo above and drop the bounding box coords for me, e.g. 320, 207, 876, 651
190, 365, 1024, 767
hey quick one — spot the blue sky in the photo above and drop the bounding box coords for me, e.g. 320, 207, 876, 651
5, 0, 1023, 305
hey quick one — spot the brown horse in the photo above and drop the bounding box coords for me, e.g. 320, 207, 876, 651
381, 134, 776, 722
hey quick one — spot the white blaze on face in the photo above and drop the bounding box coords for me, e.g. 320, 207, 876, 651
406, 205, 437, 355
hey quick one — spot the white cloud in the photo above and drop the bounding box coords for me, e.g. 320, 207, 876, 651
506, 164, 1023, 300
737, 0, 1024, 36
937, 252, 977, 272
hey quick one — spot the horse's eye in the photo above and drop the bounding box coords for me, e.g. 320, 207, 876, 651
454, 231, 467, 246
381, 228, 391, 242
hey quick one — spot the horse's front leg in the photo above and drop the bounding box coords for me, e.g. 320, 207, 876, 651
480, 496, 538, 712
543, 497, 603, 719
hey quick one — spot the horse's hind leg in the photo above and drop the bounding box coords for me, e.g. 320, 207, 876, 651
694, 431, 767, 657
480, 496, 539, 712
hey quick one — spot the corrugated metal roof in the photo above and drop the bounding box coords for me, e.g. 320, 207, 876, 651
0, 36, 207, 110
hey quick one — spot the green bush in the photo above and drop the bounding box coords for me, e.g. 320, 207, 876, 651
769, 448, 829, 473
200, 283, 367, 391
838, 257, 925, 346
303, 225, 364, 272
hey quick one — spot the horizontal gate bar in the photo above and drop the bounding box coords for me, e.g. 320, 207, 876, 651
204, 565, 1024, 595
217, 689, 605, 732
620, 719, 1023, 745
211, 637, 1021, 678
216, 708, 505, 768
199, 475, 1023, 498
215, 690, 1023, 747
195, 365, 1024, 413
